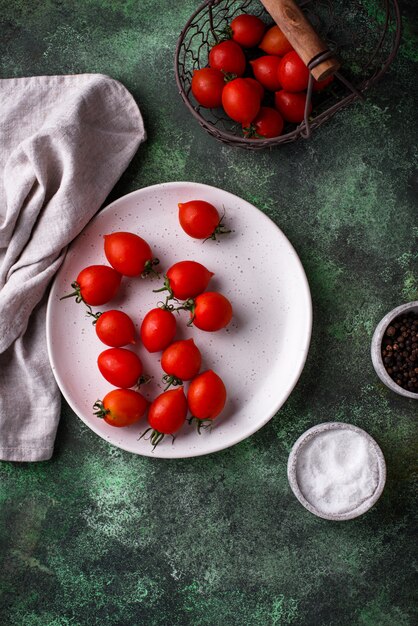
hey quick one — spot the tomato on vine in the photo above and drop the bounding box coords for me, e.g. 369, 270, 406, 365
187, 370, 227, 432
94, 310, 136, 347
181, 291, 233, 332
140, 387, 188, 449
191, 68, 225, 108
209, 40, 246, 76
178, 200, 230, 241
250, 56, 282, 92
93, 389, 147, 427
154, 260, 214, 302
243, 106, 284, 139
222, 78, 261, 125
140, 308, 177, 353
229, 14, 265, 48
278, 51, 310, 92
259, 25, 293, 56
161, 338, 202, 389
61, 265, 121, 307
274, 90, 311, 123
104, 231, 159, 277
97, 347, 144, 388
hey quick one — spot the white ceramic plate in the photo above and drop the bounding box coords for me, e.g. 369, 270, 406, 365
47, 182, 312, 458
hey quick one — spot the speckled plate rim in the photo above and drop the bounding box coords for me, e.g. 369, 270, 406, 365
287, 422, 387, 521
46, 181, 313, 458
371, 301, 418, 399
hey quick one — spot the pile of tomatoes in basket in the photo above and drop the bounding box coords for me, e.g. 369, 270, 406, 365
191, 14, 333, 138
62, 200, 232, 450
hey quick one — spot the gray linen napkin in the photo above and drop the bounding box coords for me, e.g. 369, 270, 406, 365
0, 74, 145, 461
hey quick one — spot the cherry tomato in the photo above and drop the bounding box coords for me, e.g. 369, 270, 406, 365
161, 338, 202, 386
312, 74, 334, 92
97, 347, 143, 388
165, 261, 214, 300
259, 25, 293, 56
243, 106, 284, 138
140, 308, 177, 353
222, 78, 260, 125
191, 68, 225, 108
191, 292, 233, 331
93, 388, 147, 427
250, 56, 281, 92
188, 370, 227, 420
245, 77, 265, 102
230, 14, 265, 48
274, 90, 312, 123
278, 51, 310, 92
209, 40, 246, 76
62, 265, 121, 307
104, 231, 158, 277
95, 310, 135, 347
143, 387, 188, 447
178, 200, 230, 241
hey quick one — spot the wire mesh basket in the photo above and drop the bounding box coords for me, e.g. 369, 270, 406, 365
174, 0, 401, 150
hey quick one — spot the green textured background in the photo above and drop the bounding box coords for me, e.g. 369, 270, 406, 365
1, 1, 417, 625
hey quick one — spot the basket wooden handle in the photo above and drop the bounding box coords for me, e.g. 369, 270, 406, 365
259, 0, 340, 81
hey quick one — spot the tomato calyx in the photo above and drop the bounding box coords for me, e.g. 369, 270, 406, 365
142, 258, 160, 278
221, 69, 238, 83
139, 427, 175, 450
173, 298, 196, 326
60, 281, 85, 304
203, 208, 232, 242
187, 415, 213, 434
162, 374, 183, 391
93, 400, 110, 419
242, 124, 264, 139
135, 374, 152, 389
153, 275, 174, 306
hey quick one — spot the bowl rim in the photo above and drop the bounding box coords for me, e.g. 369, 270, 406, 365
287, 422, 387, 521
371, 301, 418, 399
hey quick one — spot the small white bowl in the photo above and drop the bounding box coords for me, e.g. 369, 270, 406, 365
287, 422, 387, 521
371, 301, 418, 399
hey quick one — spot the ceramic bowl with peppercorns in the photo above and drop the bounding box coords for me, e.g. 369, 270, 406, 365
371, 301, 418, 399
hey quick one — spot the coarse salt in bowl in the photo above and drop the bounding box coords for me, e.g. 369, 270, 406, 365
287, 422, 386, 521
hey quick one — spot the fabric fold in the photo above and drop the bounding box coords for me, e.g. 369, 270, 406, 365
0, 73, 146, 461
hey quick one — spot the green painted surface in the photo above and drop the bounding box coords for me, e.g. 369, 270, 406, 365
0, 1, 417, 624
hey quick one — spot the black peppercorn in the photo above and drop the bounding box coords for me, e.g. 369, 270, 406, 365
381, 311, 418, 393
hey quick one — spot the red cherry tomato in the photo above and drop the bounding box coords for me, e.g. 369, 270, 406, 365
178, 200, 229, 240
230, 14, 265, 48
93, 388, 147, 427
97, 348, 143, 388
274, 90, 312, 123
161, 338, 202, 385
259, 25, 293, 56
95, 310, 136, 347
145, 388, 188, 447
250, 56, 281, 92
222, 78, 260, 125
243, 106, 284, 138
209, 40, 246, 76
312, 74, 334, 92
278, 51, 310, 92
104, 232, 158, 277
140, 308, 177, 353
188, 370, 227, 421
191, 68, 225, 108
165, 260, 214, 300
63, 265, 121, 306
191, 292, 233, 331
245, 77, 265, 101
